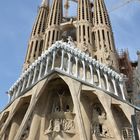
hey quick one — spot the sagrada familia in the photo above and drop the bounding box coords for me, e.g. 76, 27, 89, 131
0, 0, 140, 140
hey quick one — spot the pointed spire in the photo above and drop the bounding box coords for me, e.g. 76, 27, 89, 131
41, 0, 49, 6
76, 0, 94, 56
23, 0, 50, 71
93, 0, 119, 71
93, 0, 111, 26
44, 0, 63, 50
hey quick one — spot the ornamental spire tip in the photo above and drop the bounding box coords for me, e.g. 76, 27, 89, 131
41, 0, 49, 6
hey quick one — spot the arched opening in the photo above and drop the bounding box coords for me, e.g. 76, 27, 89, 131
28, 76, 76, 139
100, 73, 107, 90
7, 96, 31, 140
109, 78, 115, 93
54, 49, 62, 68
44, 78, 75, 138
0, 111, 9, 136
39, 60, 46, 79
71, 56, 76, 75
93, 68, 99, 86
116, 81, 123, 98
63, 53, 69, 72
38, 40, 43, 57
47, 55, 53, 73
80, 92, 114, 140
111, 104, 132, 140
0, 112, 9, 128
85, 64, 91, 82
78, 60, 83, 79
34, 65, 40, 83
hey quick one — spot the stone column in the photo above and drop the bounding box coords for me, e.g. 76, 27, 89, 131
27, 113, 41, 140
104, 73, 110, 91
51, 51, 56, 70
32, 67, 38, 84
38, 61, 44, 80
97, 69, 101, 88
60, 50, 64, 70
8, 120, 19, 140
75, 57, 78, 78
26, 72, 32, 88
61, 77, 88, 140
112, 79, 118, 96
21, 78, 26, 92
82, 60, 86, 81
89, 64, 94, 84
119, 83, 126, 100
67, 53, 72, 74
44, 56, 50, 75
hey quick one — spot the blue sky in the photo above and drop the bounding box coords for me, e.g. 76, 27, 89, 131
0, 0, 140, 111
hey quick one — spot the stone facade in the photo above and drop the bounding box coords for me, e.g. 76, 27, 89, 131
133, 51, 140, 130
0, 0, 139, 140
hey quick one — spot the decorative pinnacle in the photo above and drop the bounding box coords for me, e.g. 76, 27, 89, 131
41, 0, 49, 6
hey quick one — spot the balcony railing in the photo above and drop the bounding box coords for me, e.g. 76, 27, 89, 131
7, 40, 126, 103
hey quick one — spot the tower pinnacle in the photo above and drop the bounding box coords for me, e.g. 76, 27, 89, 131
23, 0, 50, 71
44, 0, 63, 50
41, 0, 49, 6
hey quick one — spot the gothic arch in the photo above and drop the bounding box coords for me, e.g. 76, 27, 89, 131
78, 60, 83, 79
63, 53, 69, 72
0, 112, 9, 131
54, 49, 62, 68
108, 78, 115, 93
85, 64, 91, 82
111, 104, 132, 140
71, 56, 76, 75
93, 68, 99, 86
27, 75, 78, 139
7, 96, 31, 140
100, 73, 107, 90
80, 92, 114, 140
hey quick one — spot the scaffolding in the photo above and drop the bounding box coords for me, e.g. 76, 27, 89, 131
118, 49, 133, 92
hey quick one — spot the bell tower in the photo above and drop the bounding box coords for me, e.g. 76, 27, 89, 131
93, 0, 119, 71
77, 0, 94, 56
44, 0, 63, 50
0, 0, 137, 140
23, 0, 49, 71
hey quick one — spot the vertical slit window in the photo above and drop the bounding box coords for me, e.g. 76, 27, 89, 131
34, 41, 38, 58
88, 27, 90, 43
39, 40, 43, 56
52, 30, 55, 43
83, 25, 86, 42
102, 30, 105, 41
107, 31, 111, 50
79, 26, 81, 42
98, 30, 100, 42
28, 41, 34, 60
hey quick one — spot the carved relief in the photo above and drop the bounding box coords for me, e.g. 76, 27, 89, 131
45, 115, 75, 135
91, 103, 113, 138
45, 88, 75, 136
